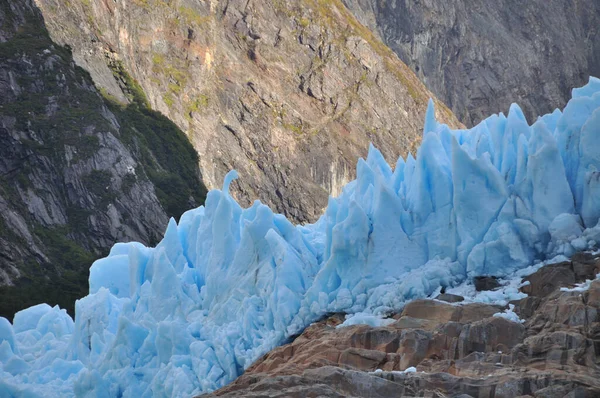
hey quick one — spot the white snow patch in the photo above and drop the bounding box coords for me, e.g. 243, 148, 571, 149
493, 304, 524, 324
369, 366, 418, 376
337, 313, 395, 328
560, 273, 600, 292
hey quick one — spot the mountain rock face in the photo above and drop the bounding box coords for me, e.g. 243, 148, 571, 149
0, 0, 206, 318
33, 0, 461, 222
343, 0, 600, 126
204, 253, 600, 398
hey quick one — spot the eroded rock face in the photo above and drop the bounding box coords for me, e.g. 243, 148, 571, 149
33, 0, 462, 223
203, 253, 600, 397
343, 0, 600, 126
0, 0, 206, 318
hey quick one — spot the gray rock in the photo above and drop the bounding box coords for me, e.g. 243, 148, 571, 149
436, 293, 465, 303
0, 0, 206, 318
343, 0, 600, 127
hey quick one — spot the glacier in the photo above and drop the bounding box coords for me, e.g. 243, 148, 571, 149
2, 77, 600, 397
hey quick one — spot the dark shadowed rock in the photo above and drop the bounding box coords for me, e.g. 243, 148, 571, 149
572, 252, 600, 280
513, 296, 542, 319
436, 293, 465, 303
474, 276, 501, 291
0, 0, 207, 318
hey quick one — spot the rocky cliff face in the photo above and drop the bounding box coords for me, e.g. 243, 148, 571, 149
204, 253, 600, 398
343, 0, 600, 126
0, 0, 206, 318
33, 0, 462, 223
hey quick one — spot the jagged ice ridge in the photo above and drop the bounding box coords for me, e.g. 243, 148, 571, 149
2, 78, 600, 397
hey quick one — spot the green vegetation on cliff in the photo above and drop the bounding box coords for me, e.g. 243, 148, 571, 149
0, 3, 206, 320
105, 59, 208, 219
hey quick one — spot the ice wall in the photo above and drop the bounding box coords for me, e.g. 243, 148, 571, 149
2, 78, 600, 397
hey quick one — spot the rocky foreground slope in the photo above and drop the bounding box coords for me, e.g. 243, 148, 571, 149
33, 0, 461, 222
205, 252, 600, 398
0, 0, 206, 317
343, 0, 600, 126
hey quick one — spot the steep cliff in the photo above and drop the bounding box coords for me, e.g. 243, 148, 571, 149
33, 0, 462, 222
0, 0, 207, 318
343, 0, 600, 126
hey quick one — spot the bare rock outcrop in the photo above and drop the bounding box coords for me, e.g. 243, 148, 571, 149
0, 0, 206, 318
343, 0, 600, 127
33, 0, 462, 223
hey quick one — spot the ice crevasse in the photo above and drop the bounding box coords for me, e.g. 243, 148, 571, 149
2, 77, 600, 397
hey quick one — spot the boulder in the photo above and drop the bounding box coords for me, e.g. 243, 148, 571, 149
571, 252, 600, 280
521, 262, 576, 298
436, 293, 465, 303
474, 276, 501, 291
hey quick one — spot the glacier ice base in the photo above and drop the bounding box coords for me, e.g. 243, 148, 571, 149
2, 77, 600, 397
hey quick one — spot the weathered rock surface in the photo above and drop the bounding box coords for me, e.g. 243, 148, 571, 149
33, 0, 461, 223
343, 0, 600, 126
0, 0, 206, 318
203, 253, 600, 397
520, 253, 600, 299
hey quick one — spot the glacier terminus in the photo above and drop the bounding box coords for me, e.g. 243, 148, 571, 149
1, 78, 600, 397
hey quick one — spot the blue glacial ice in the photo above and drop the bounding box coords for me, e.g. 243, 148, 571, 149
2, 77, 600, 397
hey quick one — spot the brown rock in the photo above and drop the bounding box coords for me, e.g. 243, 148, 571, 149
457, 317, 525, 358
338, 347, 386, 370
401, 299, 457, 323
571, 252, 600, 280
521, 262, 576, 298
586, 280, 600, 308
349, 328, 402, 351
391, 316, 440, 331
527, 290, 598, 333
514, 297, 542, 319
521, 254, 600, 300
396, 328, 432, 369
399, 299, 501, 324
474, 276, 501, 291
456, 303, 504, 323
